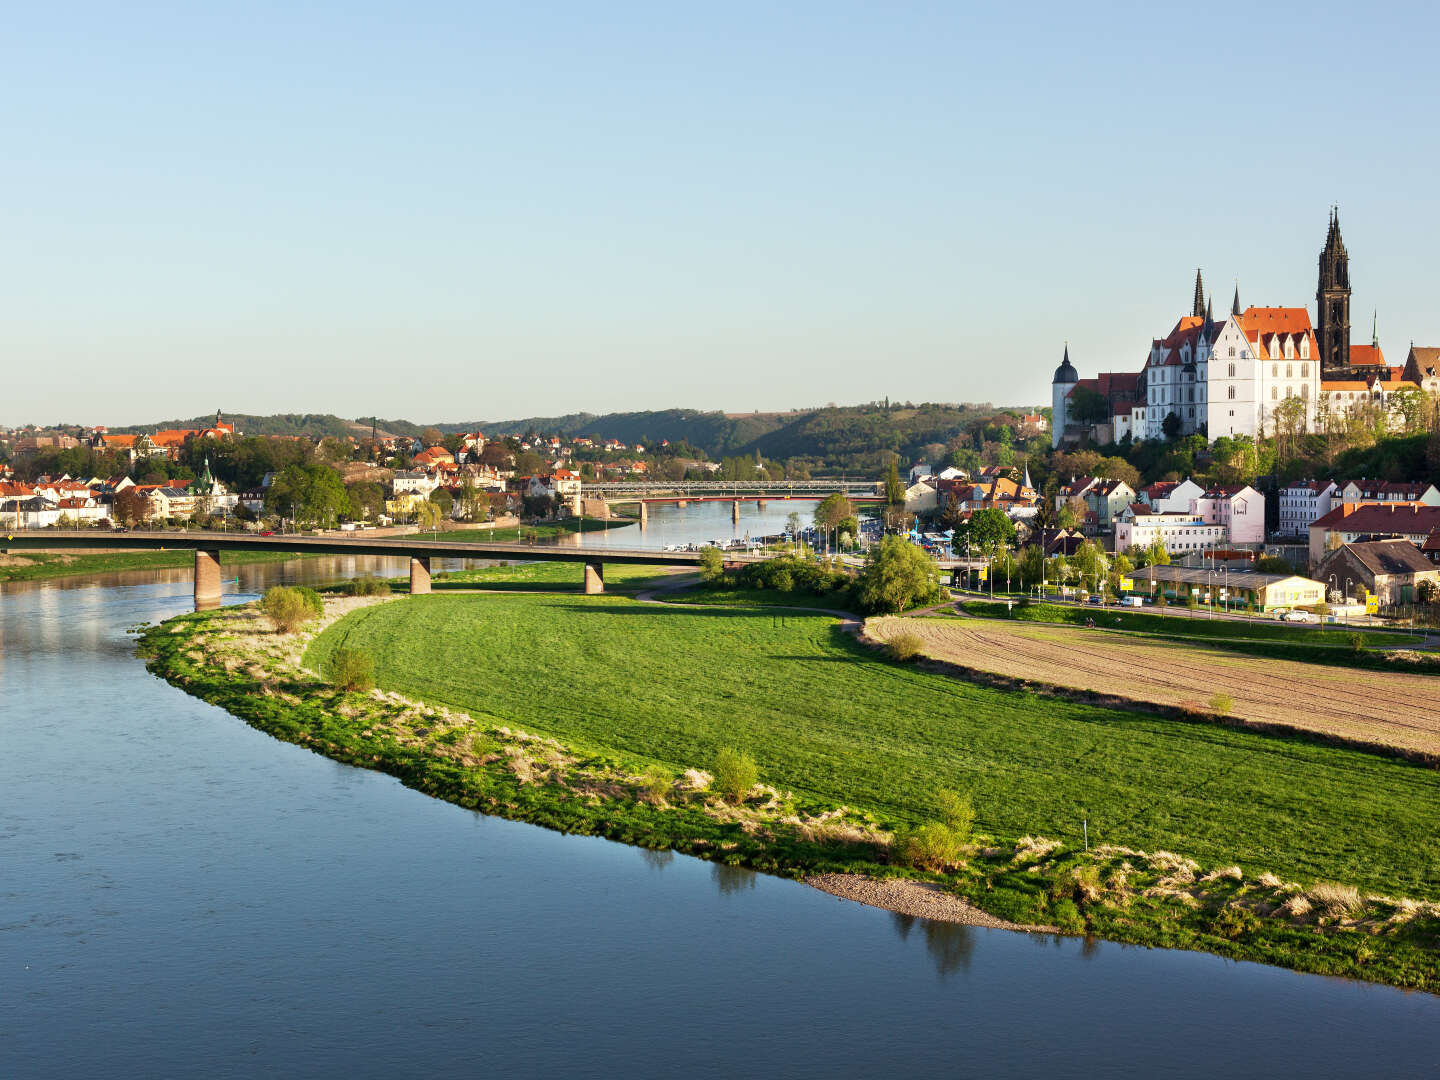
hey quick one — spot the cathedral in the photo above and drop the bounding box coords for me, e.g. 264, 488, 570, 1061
1052, 211, 1419, 448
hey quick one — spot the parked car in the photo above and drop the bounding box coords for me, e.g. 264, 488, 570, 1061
1283, 610, 1316, 623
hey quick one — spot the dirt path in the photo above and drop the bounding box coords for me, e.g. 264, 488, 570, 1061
806, 873, 1056, 932
867, 614, 1440, 759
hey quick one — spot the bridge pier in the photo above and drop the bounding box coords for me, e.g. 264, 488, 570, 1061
409, 556, 431, 595
757, 499, 766, 510
584, 560, 604, 594
677, 500, 688, 508
732, 500, 740, 524
194, 548, 222, 610
639, 501, 648, 528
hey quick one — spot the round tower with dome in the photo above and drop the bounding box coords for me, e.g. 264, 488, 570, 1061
1051, 344, 1077, 449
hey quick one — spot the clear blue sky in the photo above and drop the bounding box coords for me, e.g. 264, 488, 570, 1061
5, 1, 1438, 427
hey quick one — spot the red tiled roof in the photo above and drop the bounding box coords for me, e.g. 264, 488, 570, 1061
1349, 344, 1386, 367
1311, 503, 1440, 534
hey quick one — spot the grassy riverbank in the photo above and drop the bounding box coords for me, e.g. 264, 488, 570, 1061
140, 592, 1440, 991
431, 560, 678, 593
422, 519, 633, 544
0, 548, 308, 584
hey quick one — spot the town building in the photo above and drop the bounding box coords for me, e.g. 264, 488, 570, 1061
1278, 480, 1339, 538
1307, 502, 1440, 569
1314, 539, 1440, 607
1114, 508, 1225, 557
1139, 478, 1204, 514
1193, 485, 1264, 546
1124, 565, 1326, 612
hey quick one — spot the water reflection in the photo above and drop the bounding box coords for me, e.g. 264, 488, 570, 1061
892, 913, 976, 979
638, 848, 675, 872
712, 863, 758, 896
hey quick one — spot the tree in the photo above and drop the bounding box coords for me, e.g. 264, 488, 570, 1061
345, 480, 385, 521
459, 477, 487, 521
265, 464, 349, 527
1056, 497, 1085, 531
415, 500, 443, 531
785, 511, 802, 540
852, 535, 940, 614
1018, 543, 1046, 588
420, 427, 444, 448
428, 486, 454, 518
814, 493, 855, 532
113, 487, 149, 525
957, 507, 1016, 555
1068, 385, 1110, 425
514, 450, 545, 476
884, 460, 905, 505
1161, 411, 1182, 440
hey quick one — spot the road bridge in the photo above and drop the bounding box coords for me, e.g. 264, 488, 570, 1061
586, 481, 877, 497
1, 530, 763, 608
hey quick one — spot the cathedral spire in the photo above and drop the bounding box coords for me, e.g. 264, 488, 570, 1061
1231, 282, 1240, 317
1192, 269, 1205, 318
1373, 309, 1378, 348
1317, 208, 1352, 373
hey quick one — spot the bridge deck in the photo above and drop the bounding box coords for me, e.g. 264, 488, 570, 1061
0, 530, 752, 566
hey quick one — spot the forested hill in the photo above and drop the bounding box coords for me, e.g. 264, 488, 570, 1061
114, 413, 362, 439
468, 404, 1000, 467
112, 402, 1013, 469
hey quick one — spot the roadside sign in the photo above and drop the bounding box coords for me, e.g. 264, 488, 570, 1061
1119, 578, 1133, 591
977, 567, 988, 582
1366, 595, 1379, 614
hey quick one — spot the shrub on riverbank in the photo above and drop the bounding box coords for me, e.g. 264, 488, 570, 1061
326, 647, 375, 692
259, 585, 324, 633
341, 576, 391, 596
887, 631, 924, 662
713, 747, 758, 804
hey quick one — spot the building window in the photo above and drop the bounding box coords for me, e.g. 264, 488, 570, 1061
1301, 383, 1309, 400
1272, 362, 1278, 377
1301, 362, 1309, 377
1286, 363, 1293, 378
1228, 362, 1236, 377
1229, 347, 1236, 358
1228, 386, 1236, 400
1271, 386, 1278, 400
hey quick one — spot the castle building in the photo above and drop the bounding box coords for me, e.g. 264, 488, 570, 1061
1050, 212, 1426, 446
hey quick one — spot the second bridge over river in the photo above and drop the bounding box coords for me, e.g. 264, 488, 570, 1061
1, 530, 771, 607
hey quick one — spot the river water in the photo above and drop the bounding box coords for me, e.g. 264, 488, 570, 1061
3, 560, 1438, 1078
545, 497, 823, 550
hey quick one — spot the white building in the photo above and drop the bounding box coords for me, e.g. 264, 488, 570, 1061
1278, 480, 1338, 538
1140, 300, 1320, 441
1115, 509, 1225, 557
1139, 478, 1204, 514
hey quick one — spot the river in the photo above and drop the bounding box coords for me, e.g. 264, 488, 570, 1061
3, 559, 1438, 1078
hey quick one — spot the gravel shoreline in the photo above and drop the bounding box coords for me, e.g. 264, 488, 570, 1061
806, 873, 1057, 932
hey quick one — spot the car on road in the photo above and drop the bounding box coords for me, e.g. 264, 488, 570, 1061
1283, 610, 1316, 622
261, 530, 275, 537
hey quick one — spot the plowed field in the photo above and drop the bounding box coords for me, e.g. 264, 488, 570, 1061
868, 615, 1440, 758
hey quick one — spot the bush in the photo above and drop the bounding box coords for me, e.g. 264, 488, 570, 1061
1209, 905, 1262, 940
697, 546, 725, 584
1209, 691, 1233, 716
895, 822, 965, 871
887, 631, 924, 662
341, 576, 391, 596
638, 765, 672, 804
1052, 863, 1103, 907
734, 554, 849, 596
326, 647, 375, 692
713, 747, 758, 804
258, 585, 323, 634
1348, 632, 1366, 654
934, 789, 974, 842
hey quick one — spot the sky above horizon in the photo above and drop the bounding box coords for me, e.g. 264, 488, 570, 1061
6, 1, 1439, 427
